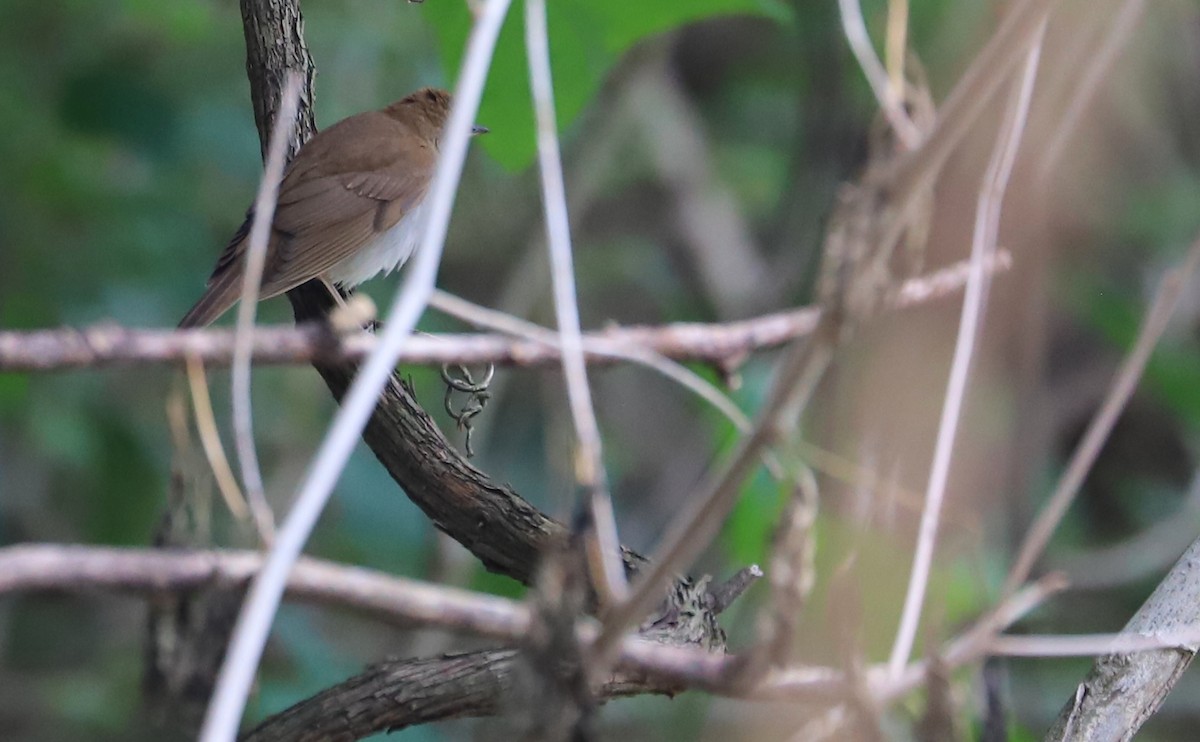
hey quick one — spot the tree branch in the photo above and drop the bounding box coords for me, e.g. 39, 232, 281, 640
0, 543, 783, 741
286, 284, 649, 587
1042, 535, 1200, 740
0, 544, 525, 635
0, 253, 1009, 372
238, 649, 676, 742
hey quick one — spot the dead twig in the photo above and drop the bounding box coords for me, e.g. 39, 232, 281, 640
0, 255, 1009, 372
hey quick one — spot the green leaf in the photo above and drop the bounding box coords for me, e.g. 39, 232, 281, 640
422, 0, 789, 170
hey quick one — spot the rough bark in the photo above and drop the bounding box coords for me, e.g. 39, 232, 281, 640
239, 0, 317, 161
287, 282, 649, 586
1043, 536, 1200, 741
239, 570, 731, 742
238, 649, 682, 742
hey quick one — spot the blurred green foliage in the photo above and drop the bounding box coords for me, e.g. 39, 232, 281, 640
423, 0, 792, 170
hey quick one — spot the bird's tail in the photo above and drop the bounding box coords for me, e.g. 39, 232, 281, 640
177, 269, 242, 328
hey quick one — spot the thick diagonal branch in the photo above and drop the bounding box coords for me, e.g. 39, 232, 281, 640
287, 283, 648, 586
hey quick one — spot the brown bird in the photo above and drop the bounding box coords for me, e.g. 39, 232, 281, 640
179, 87, 486, 328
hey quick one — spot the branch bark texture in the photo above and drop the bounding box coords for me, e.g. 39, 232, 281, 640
239, 0, 316, 161
289, 284, 650, 586
0, 253, 1007, 372
1043, 536, 1200, 740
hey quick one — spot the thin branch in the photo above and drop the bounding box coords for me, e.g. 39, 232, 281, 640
591, 318, 833, 668
185, 356, 249, 521
1051, 465, 1200, 590
245, 569, 762, 741
709, 563, 764, 614
885, 0, 909, 95
0, 254, 1008, 372
230, 73, 302, 547
429, 290, 770, 474
588, 64, 1006, 667
290, 282, 652, 589
833, 574, 1065, 707
883, 0, 1059, 256
930, 575, 1068, 685
990, 630, 1200, 658
887, 22, 1045, 677
837, 0, 920, 148
0, 544, 525, 636
0, 546, 1073, 721
525, 0, 626, 604
747, 466, 819, 674
755, 579, 1058, 703
0, 545, 800, 708
199, 3, 513, 739
1038, 0, 1146, 183
1002, 229, 1200, 598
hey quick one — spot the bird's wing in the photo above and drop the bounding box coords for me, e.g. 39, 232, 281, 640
204, 110, 434, 298
183, 109, 436, 325
259, 168, 428, 296
259, 110, 433, 294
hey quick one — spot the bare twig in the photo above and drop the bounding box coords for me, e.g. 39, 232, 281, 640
184, 356, 249, 521
883, 0, 1059, 256
1038, 0, 1146, 183
241, 649, 650, 741
1002, 230, 1200, 598
591, 0, 991, 675
738, 576, 1064, 711
525, 0, 626, 605
242, 581, 793, 742
990, 630, 1200, 658
517, 544, 595, 738
589, 35, 1013, 664
887, 23, 1045, 677
815, 574, 1066, 707
748, 466, 820, 673
230, 73, 302, 547
596, 155, 948, 667
885, 0, 909, 95
0, 254, 1008, 372
708, 564, 764, 615
1051, 464, 1200, 590
0, 544, 801, 703
429, 290, 772, 475
591, 320, 833, 669
199, 3, 513, 739
0, 545, 1070, 717
0, 544, 526, 636
838, 0, 920, 148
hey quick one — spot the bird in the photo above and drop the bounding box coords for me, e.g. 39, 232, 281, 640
178, 87, 486, 328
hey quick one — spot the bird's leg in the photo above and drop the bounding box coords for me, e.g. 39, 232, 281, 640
322, 276, 378, 333
319, 275, 349, 309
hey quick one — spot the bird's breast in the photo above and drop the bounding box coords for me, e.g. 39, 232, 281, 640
327, 199, 428, 288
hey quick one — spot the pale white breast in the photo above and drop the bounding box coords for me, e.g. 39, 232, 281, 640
327, 198, 428, 288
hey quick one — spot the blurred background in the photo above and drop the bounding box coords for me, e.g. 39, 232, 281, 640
3, 0, 1200, 739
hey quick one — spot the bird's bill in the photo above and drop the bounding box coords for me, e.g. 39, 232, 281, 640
471, 124, 489, 136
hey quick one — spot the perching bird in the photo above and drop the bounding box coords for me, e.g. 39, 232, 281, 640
178, 87, 486, 328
